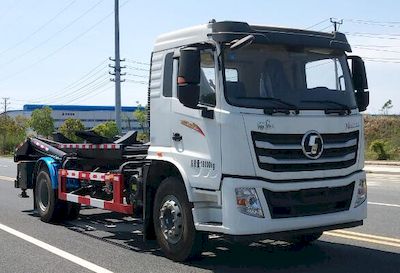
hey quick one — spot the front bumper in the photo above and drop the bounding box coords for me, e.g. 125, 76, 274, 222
194, 171, 367, 235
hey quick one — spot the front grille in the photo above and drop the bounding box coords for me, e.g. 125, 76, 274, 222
252, 131, 359, 172
263, 182, 355, 219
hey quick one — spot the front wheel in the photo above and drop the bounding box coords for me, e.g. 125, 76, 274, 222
153, 177, 207, 261
284, 232, 323, 248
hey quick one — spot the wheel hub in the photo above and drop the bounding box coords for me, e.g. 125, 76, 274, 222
159, 195, 183, 244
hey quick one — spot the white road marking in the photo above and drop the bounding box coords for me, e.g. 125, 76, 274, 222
368, 201, 400, 208
0, 175, 14, 182
0, 223, 113, 273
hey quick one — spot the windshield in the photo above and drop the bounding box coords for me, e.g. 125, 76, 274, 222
223, 44, 357, 110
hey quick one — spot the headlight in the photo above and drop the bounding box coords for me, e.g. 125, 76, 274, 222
354, 178, 367, 208
235, 187, 264, 218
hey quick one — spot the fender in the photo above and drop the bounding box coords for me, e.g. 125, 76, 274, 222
147, 154, 194, 201
35, 157, 60, 189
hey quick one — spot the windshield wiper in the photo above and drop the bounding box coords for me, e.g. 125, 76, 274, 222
237, 97, 299, 115
301, 100, 352, 115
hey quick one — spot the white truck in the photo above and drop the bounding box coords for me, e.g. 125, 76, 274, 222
14, 20, 369, 261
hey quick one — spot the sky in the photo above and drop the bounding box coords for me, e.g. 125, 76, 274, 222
0, 0, 399, 114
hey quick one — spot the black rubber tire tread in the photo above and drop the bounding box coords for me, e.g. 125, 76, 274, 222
153, 176, 207, 261
35, 169, 66, 223
285, 232, 323, 247
66, 203, 81, 221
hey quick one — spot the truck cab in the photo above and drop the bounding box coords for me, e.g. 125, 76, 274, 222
147, 20, 368, 239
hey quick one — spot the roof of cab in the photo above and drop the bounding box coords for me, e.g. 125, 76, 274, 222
153, 21, 351, 52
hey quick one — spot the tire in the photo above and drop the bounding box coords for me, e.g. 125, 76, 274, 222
35, 169, 66, 223
285, 232, 323, 248
153, 177, 207, 261
66, 203, 81, 221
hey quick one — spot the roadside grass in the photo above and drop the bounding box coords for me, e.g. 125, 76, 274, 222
364, 115, 400, 160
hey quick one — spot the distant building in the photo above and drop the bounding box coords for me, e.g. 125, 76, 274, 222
3, 105, 142, 132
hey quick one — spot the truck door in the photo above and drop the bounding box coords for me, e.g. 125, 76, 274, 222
171, 49, 221, 190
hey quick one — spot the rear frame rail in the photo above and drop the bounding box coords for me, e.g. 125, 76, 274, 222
58, 169, 133, 214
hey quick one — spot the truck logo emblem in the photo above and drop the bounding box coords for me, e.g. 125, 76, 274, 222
301, 131, 323, 159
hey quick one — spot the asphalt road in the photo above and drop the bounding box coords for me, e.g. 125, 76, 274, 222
0, 157, 399, 273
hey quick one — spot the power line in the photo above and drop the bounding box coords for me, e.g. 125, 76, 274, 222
125, 65, 149, 72
45, 74, 109, 104
305, 18, 330, 30
363, 59, 400, 64
126, 73, 148, 78
39, 62, 109, 102
66, 84, 114, 105
13, 67, 109, 105
0, 0, 104, 68
353, 46, 400, 54
347, 31, 400, 37
125, 79, 148, 85
63, 80, 112, 104
0, 0, 131, 85
318, 25, 333, 32
361, 56, 400, 61
346, 18, 400, 28
346, 32, 400, 40
15, 59, 108, 104
0, 0, 77, 57
352, 44, 400, 48
125, 59, 150, 66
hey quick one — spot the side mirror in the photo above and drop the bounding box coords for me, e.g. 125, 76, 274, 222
355, 91, 369, 112
177, 47, 200, 108
348, 56, 369, 112
348, 56, 368, 91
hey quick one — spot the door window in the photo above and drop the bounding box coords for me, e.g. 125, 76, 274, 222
199, 51, 216, 106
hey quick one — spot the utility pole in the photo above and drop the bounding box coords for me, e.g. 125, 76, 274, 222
114, 0, 122, 132
1, 98, 10, 155
1, 97, 10, 115
330, 18, 343, 32
330, 18, 343, 90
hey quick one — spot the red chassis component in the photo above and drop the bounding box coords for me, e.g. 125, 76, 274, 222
58, 169, 133, 214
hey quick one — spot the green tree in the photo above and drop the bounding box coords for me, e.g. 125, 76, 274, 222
133, 104, 149, 142
29, 106, 54, 137
59, 118, 85, 142
381, 99, 393, 115
93, 121, 119, 138
0, 115, 29, 154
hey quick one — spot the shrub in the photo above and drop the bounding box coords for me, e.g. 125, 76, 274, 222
369, 140, 389, 160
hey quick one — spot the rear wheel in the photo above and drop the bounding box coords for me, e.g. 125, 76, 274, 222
66, 203, 81, 220
35, 169, 66, 223
153, 177, 207, 261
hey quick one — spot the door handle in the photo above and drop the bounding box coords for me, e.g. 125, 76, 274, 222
172, 133, 182, 142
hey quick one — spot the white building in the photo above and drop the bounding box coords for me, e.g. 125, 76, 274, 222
3, 104, 143, 132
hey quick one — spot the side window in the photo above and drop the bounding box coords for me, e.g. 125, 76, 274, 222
163, 52, 174, 97
306, 58, 345, 91
199, 51, 216, 106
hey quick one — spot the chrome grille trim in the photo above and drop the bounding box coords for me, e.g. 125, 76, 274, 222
259, 152, 356, 164
252, 131, 359, 172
